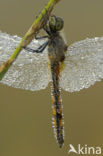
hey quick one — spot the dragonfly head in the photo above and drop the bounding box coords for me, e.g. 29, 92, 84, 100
49, 15, 64, 32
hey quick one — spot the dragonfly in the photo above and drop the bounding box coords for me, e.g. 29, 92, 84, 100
1, 15, 103, 148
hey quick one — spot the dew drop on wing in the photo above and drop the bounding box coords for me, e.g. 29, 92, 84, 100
0, 32, 50, 91
60, 36, 103, 92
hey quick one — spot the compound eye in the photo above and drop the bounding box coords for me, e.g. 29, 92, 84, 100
56, 17, 64, 31
49, 15, 56, 31
49, 15, 64, 32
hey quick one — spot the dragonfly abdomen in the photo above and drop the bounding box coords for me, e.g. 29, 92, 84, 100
50, 61, 64, 148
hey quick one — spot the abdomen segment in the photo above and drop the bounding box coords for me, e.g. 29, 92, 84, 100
50, 61, 64, 148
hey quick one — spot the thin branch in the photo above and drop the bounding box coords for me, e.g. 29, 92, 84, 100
0, 0, 61, 80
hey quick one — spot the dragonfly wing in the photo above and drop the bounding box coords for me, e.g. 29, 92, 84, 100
0, 32, 50, 91
60, 37, 103, 92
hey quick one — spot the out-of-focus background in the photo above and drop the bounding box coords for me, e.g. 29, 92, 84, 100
0, 0, 103, 155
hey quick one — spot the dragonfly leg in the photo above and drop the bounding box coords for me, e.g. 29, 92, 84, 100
43, 25, 51, 35
35, 35, 49, 40
24, 40, 49, 53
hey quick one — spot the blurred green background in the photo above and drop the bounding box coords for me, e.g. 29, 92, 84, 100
0, 0, 103, 155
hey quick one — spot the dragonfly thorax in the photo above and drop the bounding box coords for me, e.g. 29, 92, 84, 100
48, 33, 67, 63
